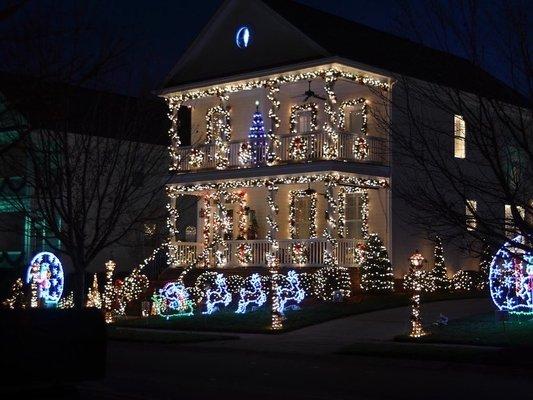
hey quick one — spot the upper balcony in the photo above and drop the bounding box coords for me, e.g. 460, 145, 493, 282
173, 130, 388, 173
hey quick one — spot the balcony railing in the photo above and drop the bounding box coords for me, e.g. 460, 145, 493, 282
174, 130, 389, 172
172, 238, 363, 268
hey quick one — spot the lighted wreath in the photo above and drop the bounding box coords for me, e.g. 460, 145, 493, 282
238, 142, 252, 166
236, 242, 253, 265
289, 136, 308, 161
490, 235, 533, 314
290, 242, 308, 265
353, 137, 369, 160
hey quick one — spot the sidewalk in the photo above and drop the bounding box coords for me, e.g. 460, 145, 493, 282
190, 297, 493, 355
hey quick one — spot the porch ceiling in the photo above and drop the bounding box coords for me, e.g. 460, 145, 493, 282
169, 160, 390, 186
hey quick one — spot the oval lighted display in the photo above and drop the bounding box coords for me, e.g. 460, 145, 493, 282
235, 26, 251, 49
26, 251, 64, 304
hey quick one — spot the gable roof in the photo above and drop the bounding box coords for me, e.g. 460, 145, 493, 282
163, 0, 523, 105
0, 72, 171, 146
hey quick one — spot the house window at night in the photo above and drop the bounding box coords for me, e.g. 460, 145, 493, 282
346, 108, 363, 134
296, 110, 312, 134
345, 193, 363, 239
454, 114, 466, 158
294, 196, 311, 238
466, 199, 477, 231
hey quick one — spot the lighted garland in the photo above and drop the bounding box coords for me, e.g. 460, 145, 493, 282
165, 67, 389, 171
103, 260, 116, 323
266, 184, 282, 329
289, 190, 317, 239
205, 104, 231, 170
235, 273, 267, 314
322, 179, 338, 266
337, 187, 369, 239
339, 98, 367, 132
323, 74, 339, 159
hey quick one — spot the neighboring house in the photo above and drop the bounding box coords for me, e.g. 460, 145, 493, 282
0, 72, 171, 277
159, 0, 522, 275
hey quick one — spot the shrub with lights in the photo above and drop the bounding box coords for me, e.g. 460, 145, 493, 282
314, 266, 351, 301
432, 236, 449, 291
489, 235, 533, 314
451, 270, 479, 291
360, 234, 394, 292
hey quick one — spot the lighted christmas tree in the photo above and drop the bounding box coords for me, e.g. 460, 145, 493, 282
432, 236, 449, 291
249, 101, 266, 165
86, 273, 102, 308
361, 233, 394, 292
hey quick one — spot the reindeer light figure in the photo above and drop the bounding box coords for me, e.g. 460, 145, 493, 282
277, 270, 305, 315
203, 273, 232, 315
236, 273, 267, 314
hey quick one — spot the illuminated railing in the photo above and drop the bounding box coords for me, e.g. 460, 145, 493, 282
171, 238, 363, 268
174, 131, 389, 172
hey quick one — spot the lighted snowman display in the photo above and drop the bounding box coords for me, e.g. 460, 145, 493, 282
25, 252, 64, 306
489, 235, 533, 314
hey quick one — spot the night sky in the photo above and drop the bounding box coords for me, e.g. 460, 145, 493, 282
3, 0, 529, 96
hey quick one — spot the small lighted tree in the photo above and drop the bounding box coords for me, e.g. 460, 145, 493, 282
360, 234, 394, 292
432, 236, 449, 291
249, 101, 266, 165
478, 241, 492, 289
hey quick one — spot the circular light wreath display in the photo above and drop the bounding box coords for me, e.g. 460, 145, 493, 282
26, 252, 64, 304
489, 235, 533, 314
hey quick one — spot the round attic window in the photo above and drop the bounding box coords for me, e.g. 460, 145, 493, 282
235, 26, 251, 49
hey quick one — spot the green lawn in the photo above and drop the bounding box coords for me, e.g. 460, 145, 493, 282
108, 326, 236, 343
397, 313, 533, 347
115, 291, 485, 334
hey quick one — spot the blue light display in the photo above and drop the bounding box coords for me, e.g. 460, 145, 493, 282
203, 273, 232, 315
235, 273, 267, 314
26, 252, 64, 304
152, 282, 194, 319
235, 26, 251, 49
277, 270, 305, 315
490, 235, 533, 314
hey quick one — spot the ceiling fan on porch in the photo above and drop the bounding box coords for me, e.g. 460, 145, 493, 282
292, 80, 327, 102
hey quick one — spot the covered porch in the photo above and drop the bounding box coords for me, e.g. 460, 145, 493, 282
167, 172, 389, 269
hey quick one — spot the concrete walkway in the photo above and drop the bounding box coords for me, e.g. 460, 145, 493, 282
192, 297, 493, 355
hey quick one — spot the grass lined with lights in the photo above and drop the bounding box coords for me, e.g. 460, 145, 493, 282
396, 312, 533, 347
115, 292, 485, 334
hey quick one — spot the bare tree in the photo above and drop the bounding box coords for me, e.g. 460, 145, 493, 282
0, 1, 169, 306
370, 0, 531, 257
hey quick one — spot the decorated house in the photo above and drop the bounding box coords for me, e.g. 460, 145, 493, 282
160, 0, 519, 275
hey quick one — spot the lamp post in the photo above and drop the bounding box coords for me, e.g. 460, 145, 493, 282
409, 250, 427, 338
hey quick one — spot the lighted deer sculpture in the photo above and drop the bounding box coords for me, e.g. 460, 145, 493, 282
278, 270, 305, 315
203, 273, 232, 315
235, 273, 267, 314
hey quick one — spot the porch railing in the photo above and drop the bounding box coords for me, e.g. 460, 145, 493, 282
174, 131, 388, 172
171, 238, 363, 268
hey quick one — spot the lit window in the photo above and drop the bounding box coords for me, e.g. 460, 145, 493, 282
297, 111, 312, 134
346, 108, 363, 134
454, 115, 466, 158
345, 193, 363, 239
466, 200, 477, 231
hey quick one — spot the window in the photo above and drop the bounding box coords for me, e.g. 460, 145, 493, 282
345, 193, 363, 239
505, 204, 525, 237
294, 196, 311, 238
297, 111, 312, 134
466, 199, 477, 231
454, 115, 466, 158
346, 108, 364, 134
